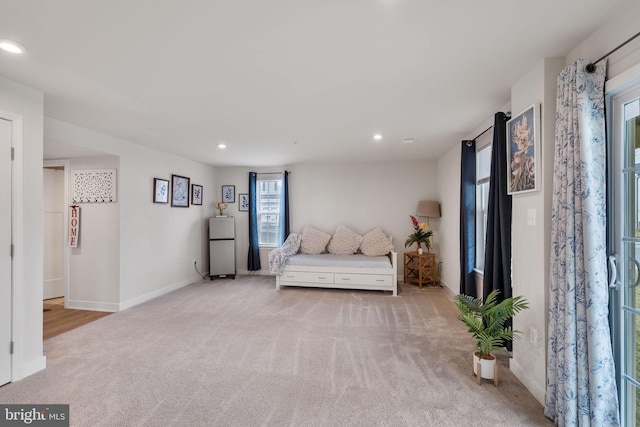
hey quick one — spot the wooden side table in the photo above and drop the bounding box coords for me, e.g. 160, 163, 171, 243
403, 251, 436, 288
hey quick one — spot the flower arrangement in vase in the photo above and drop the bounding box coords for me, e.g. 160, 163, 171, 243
404, 215, 433, 253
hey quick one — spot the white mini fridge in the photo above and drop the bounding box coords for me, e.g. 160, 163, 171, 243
209, 216, 236, 279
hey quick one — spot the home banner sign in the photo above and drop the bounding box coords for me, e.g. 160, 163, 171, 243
68, 206, 79, 248
0, 404, 69, 426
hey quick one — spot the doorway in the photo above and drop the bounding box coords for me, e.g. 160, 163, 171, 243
43, 164, 66, 301
0, 118, 12, 386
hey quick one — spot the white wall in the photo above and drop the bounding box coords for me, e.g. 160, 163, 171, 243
436, 144, 460, 294
216, 160, 438, 277
508, 57, 565, 405
67, 156, 121, 311
44, 118, 217, 309
436, 107, 509, 296
435, 0, 640, 406
508, 2, 640, 405
0, 75, 46, 379
566, 2, 640, 80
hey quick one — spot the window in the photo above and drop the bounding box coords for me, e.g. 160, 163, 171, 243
475, 131, 493, 271
257, 174, 282, 246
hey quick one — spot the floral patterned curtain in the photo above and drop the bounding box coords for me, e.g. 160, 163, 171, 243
545, 59, 619, 426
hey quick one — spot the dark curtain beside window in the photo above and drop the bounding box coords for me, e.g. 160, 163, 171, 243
277, 170, 290, 246
248, 172, 261, 271
482, 112, 512, 348
459, 140, 476, 297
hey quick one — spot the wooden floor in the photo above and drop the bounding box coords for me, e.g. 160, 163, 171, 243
43, 298, 112, 340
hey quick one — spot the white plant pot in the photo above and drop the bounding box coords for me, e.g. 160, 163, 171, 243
473, 351, 496, 380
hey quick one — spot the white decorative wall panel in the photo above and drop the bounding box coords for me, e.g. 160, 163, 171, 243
72, 169, 117, 203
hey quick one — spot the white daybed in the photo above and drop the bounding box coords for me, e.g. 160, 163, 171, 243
270, 225, 399, 296
275, 252, 398, 296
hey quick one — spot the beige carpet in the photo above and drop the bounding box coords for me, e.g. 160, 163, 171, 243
0, 276, 551, 426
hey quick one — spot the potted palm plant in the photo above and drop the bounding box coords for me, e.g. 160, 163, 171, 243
454, 289, 528, 385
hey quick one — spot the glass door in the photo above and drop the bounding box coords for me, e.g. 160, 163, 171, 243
611, 85, 640, 427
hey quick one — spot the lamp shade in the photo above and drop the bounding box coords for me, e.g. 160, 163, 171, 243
416, 200, 440, 218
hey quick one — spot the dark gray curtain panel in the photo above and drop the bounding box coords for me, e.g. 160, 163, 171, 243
482, 112, 512, 301
481, 112, 512, 350
277, 171, 290, 246
248, 172, 261, 271
459, 140, 476, 297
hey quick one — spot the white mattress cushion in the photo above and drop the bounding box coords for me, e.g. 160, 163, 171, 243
360, 227, 394, 256
327, 225, 363, 255
299, 225, 331, 255
286, 253, 391, 269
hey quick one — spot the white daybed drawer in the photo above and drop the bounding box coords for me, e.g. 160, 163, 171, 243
280, 271, 334, 284
334, 273, 393, 287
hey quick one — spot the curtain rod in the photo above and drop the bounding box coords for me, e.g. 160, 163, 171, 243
473, 126, 492, 142
586, 30, 640, 73
470, 112, 511, 142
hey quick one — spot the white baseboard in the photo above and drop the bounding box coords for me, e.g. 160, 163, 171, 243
118, 275, 201, 311
17, 355, 46, 381
510, 358, 546, 405
235, 269, 271, 276
66, 299, 119, 312
439, 279, 457, 295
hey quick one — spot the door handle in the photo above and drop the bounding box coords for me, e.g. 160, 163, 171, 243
609, 255, 619, 290
629, 258, 640, 288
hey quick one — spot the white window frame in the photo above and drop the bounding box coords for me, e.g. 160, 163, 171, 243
256, 173, 282, 247
475, 130, 493, 273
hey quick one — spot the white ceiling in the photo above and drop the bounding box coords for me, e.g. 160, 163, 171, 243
0, 0, 625, 166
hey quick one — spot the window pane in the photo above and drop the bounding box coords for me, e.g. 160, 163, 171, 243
474, 142, 492, 271
624, 380, 640, 427
257, 177, 282, 246
475, 181, 490, 270
477, 145, 492, 183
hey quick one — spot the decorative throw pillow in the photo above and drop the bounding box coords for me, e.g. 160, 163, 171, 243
360, 227, 394, 256
299, 225, 331, 255
327, 225, 363, 255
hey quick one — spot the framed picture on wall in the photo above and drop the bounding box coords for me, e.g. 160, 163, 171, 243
191, 184, 203, 206
239, 193, 249, 211
153, 178, 169, 204
171, 174, 190, 207
506, 104, 540, 195
222, 185, 235, 203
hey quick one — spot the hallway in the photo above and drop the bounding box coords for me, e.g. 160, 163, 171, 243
43, 298, 111, 340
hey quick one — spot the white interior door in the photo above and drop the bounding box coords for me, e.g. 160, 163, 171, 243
0, 118, 12, 386
43, 168, 64, 299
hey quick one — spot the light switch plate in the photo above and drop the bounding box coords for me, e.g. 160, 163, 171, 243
527, 209, 536, 226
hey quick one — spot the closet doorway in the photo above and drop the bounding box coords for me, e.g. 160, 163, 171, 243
43, 161, 68, 305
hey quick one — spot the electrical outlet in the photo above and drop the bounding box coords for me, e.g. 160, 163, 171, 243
192, 258, 196, 264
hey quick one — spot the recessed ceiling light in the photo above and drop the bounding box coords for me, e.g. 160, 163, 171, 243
0, 40, 26, 54
218, 143, 226, 149
373, 134, 382, 140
